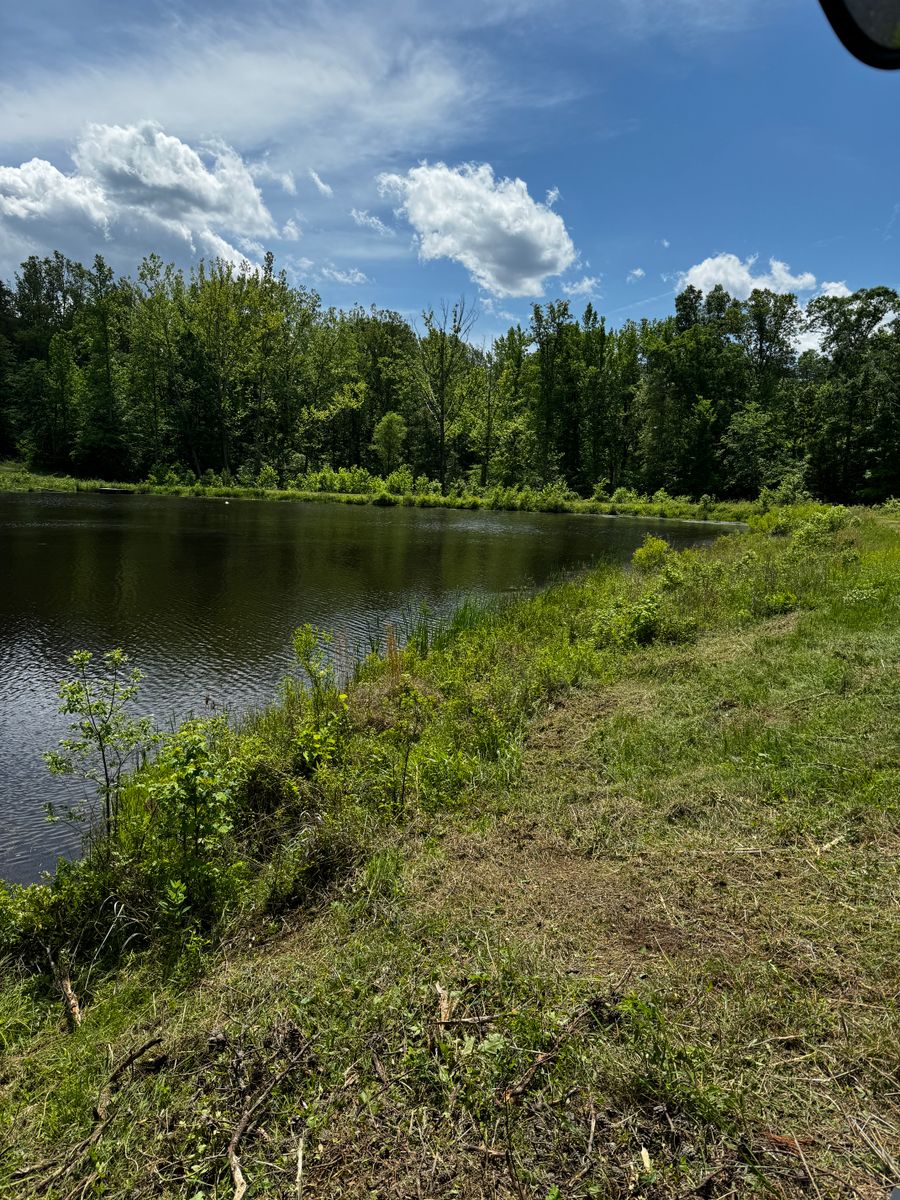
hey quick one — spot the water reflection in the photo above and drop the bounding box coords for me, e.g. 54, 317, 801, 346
1, 493, 731, 882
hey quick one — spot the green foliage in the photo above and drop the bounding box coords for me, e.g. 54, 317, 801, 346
371, 410, 407, 474
256, 461, 279, 489
137, 721, 245, 925
631, 533, 672, 573
385, 463, 415, 494
3, 248, 899, 503
290, 623, 335, 722
594, 593, 698, 648
44, 649, 159, 837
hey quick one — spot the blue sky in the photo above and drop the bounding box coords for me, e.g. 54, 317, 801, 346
0, 0, 896, 334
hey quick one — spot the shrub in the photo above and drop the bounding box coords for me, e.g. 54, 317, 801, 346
594, 594, 698, 648
385, 465, 414, 495
758, 590, 798, 616
256, 462, 280, 489
610, 486, 640, 504
139, 721, 246, 927
631, 534, 672, 573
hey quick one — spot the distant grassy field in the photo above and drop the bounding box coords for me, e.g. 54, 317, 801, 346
0, 460, 759, 523
1, 504, 897, 1198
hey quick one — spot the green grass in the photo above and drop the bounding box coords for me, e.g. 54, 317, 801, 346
0, 460, 764, 523
0, 505, 897, 1197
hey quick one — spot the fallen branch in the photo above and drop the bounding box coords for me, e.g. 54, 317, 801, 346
60, 976, 82, 1028
96, 1037, 163, 1121
12, 1037, 164, 1192
499, 995, 617, 1105
45, 951, 82, 1030
431, 1012, 511, 1026
227, 1038, 313, 1200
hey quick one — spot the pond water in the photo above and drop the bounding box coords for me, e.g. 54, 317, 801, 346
0, 492, 732, 882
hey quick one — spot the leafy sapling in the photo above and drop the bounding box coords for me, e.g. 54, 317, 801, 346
44, 649, 158, 839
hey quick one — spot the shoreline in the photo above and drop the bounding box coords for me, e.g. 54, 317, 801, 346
2, 461, 785, 525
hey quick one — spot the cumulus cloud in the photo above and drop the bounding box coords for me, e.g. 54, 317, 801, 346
73, 121, 276, 239
0, 121, 283, 271
562, 275, 601, 298
378, 161, 576, 297
678, 253, 817, 300
819, 280, 851, 298
350, 208, 393, 236
309, 170, 334, 198
626, 266, 645, 283
0, 157, 109, 230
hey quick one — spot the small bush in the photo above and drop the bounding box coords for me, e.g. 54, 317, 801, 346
758, 590, 798, 616
256, 462, 280, 489
594, 594, 698, 648
632, 534, 672, 573
385, 465, 415, 495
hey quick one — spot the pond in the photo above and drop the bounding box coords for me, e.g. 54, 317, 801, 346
0, 492, 733, 882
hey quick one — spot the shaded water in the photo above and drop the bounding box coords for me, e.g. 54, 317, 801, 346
0, 492, 731, 882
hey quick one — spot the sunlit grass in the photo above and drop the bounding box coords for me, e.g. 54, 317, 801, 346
0, 505, 897, 1197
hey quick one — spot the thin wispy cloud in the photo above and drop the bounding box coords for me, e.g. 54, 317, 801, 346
350, 208, 393, 236
562, 274, 601, 298
320, 264, 370, 285
309, 170, 333, 198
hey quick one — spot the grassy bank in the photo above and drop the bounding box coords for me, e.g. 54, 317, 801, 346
1, 460, 765, 523
1, 505, 898, 1198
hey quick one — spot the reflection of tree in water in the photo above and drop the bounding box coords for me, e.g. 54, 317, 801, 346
846, 0, 900, 47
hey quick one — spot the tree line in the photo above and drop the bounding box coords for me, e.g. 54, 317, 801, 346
0, 249, 897, 502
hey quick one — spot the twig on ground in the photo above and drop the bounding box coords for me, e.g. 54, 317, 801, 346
227, 1037, 313, 1200
295, 1135, 305, 1200
11, 1036, 164, 1192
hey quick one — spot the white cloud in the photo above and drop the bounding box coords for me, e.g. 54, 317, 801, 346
818, 279, 851, 298
309, 170, 334, 198
678, 253, 817, 300
0, 157, 109, 230
0, 11, 479, 179
626, 266, 645, 283
661, 238, 670, 248
0, 121, 277, 272
198, 230, 256, 269
251, 161, 296, 194
320, 264, 370, 285
562, 274, 601, 298
73, 121, 276, 239
281, 218, 301, 241
545, 186, 561, 207
351, 208, 393, 236
378, 161, 576, 297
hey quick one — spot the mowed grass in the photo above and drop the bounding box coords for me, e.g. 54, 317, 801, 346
0, 510, 897, 1198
